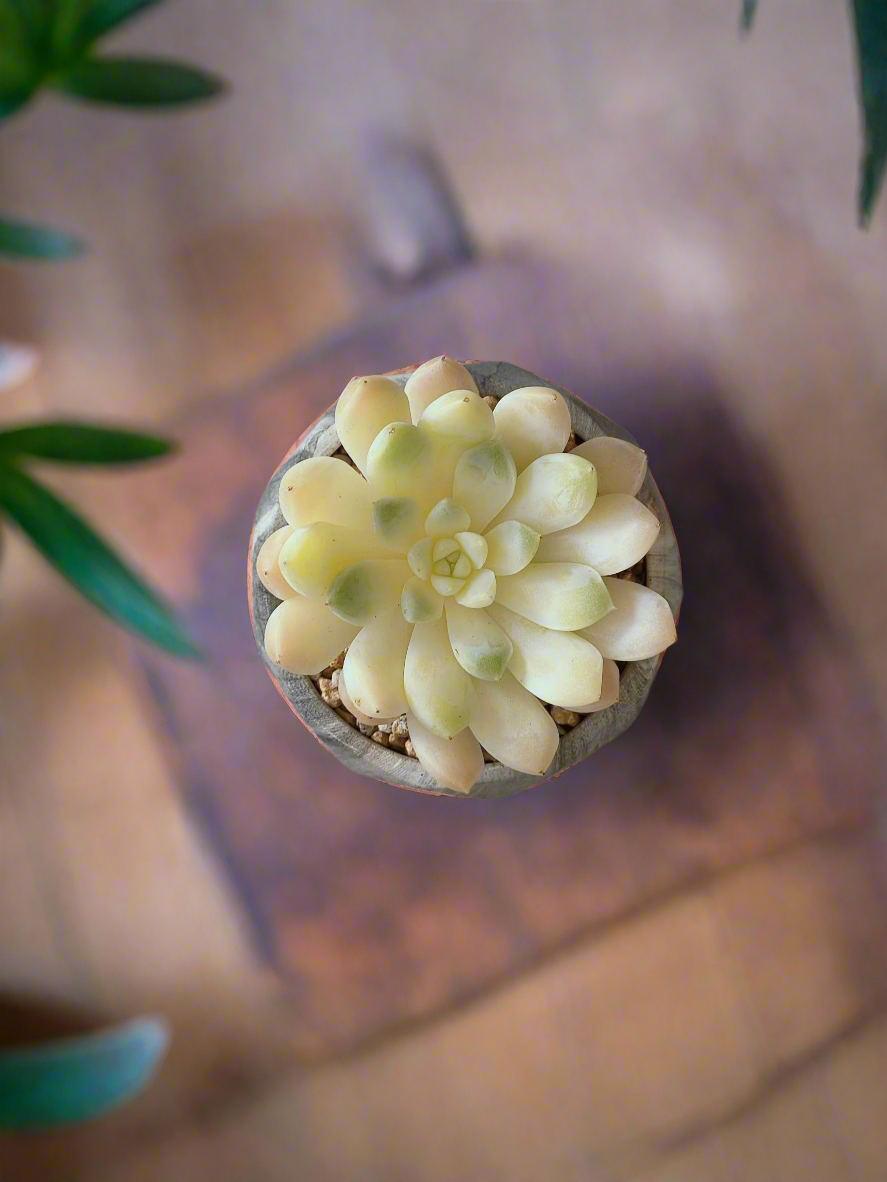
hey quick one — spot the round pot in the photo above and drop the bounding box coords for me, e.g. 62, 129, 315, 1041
249, 360, 682, 799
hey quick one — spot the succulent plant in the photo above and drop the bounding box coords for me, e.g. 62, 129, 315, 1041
256, 357, 677, 795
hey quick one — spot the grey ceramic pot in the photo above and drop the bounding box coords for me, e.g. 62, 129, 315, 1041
249, 361, 682, 799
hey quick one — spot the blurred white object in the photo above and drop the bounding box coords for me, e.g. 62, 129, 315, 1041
0, 342, 38, 391
357, 136, 474, 283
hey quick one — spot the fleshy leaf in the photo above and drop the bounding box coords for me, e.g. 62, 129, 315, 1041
483, 520, 540, 575
419, 388, 494, 447
490, 452, 597, 535
455, 568, 496, 608
575, 658, 620, 713
445, 600, 512, 681
366, 423, 433, 501
372, 496, 422, 551
343, 606, 411, 719
407, 536, 434, 580
404, 615, 477, 738
278, 456, 374, 534
536, 494, 660, 575
264, 595, 359, 674
454, 530, 487, 569
407, 710, 484, 794
579, 576, 677, 661
279, 522, 389, 599
453, 439, 516, 533
255, 525, 296, 600
487, 603, 602, 708
469, 671, 559, 776
404, 356, 478, 423
492, 385, 571, 472
401, 575, 443, 622
430, 573, 465, 597
571, 436, 647, 497
326, 559, 410, 626
338, 668, 398, 726
432, 539, 460, 562
425, 497, 470, 537
496, 562, 613, 631
335, 375, 410, 475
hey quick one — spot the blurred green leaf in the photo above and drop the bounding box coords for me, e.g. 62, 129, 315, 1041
0, 462, 201, 656
0, 2, 42, 114
0, 213, 85, 259
0, 89, 33, 118
0, 7, 35, 70
0, 420, 175, 464
740, 0, 757, 31
49, 0, 91, 59
56, 54, 227, 107
4, 0, 48, 49
74, 0, 164, 49
852, 0, 887, 225
0, 1017, 168, 1129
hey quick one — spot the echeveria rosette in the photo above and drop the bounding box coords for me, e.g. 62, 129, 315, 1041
257, 357, 677, 794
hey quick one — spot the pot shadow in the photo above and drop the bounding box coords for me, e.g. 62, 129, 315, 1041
590, 368, 819, 737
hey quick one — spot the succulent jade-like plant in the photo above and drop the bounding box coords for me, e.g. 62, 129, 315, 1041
255, 357, 677, 796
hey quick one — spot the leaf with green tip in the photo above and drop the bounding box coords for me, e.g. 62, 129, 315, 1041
0, 214, 85, 260
279, 522, 389, 600
0, 421, 174, 464
327, 559, 410, 626
453, 439, 516, 533
0, 463, 200, 656
0, 1016, 168, 1130
445, 600, 512, 682
401, 575, 443, 622
56, 55, 226, 108
372, 496, 421, 551
740, 0, 757, 32
852, 0, 887, 225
